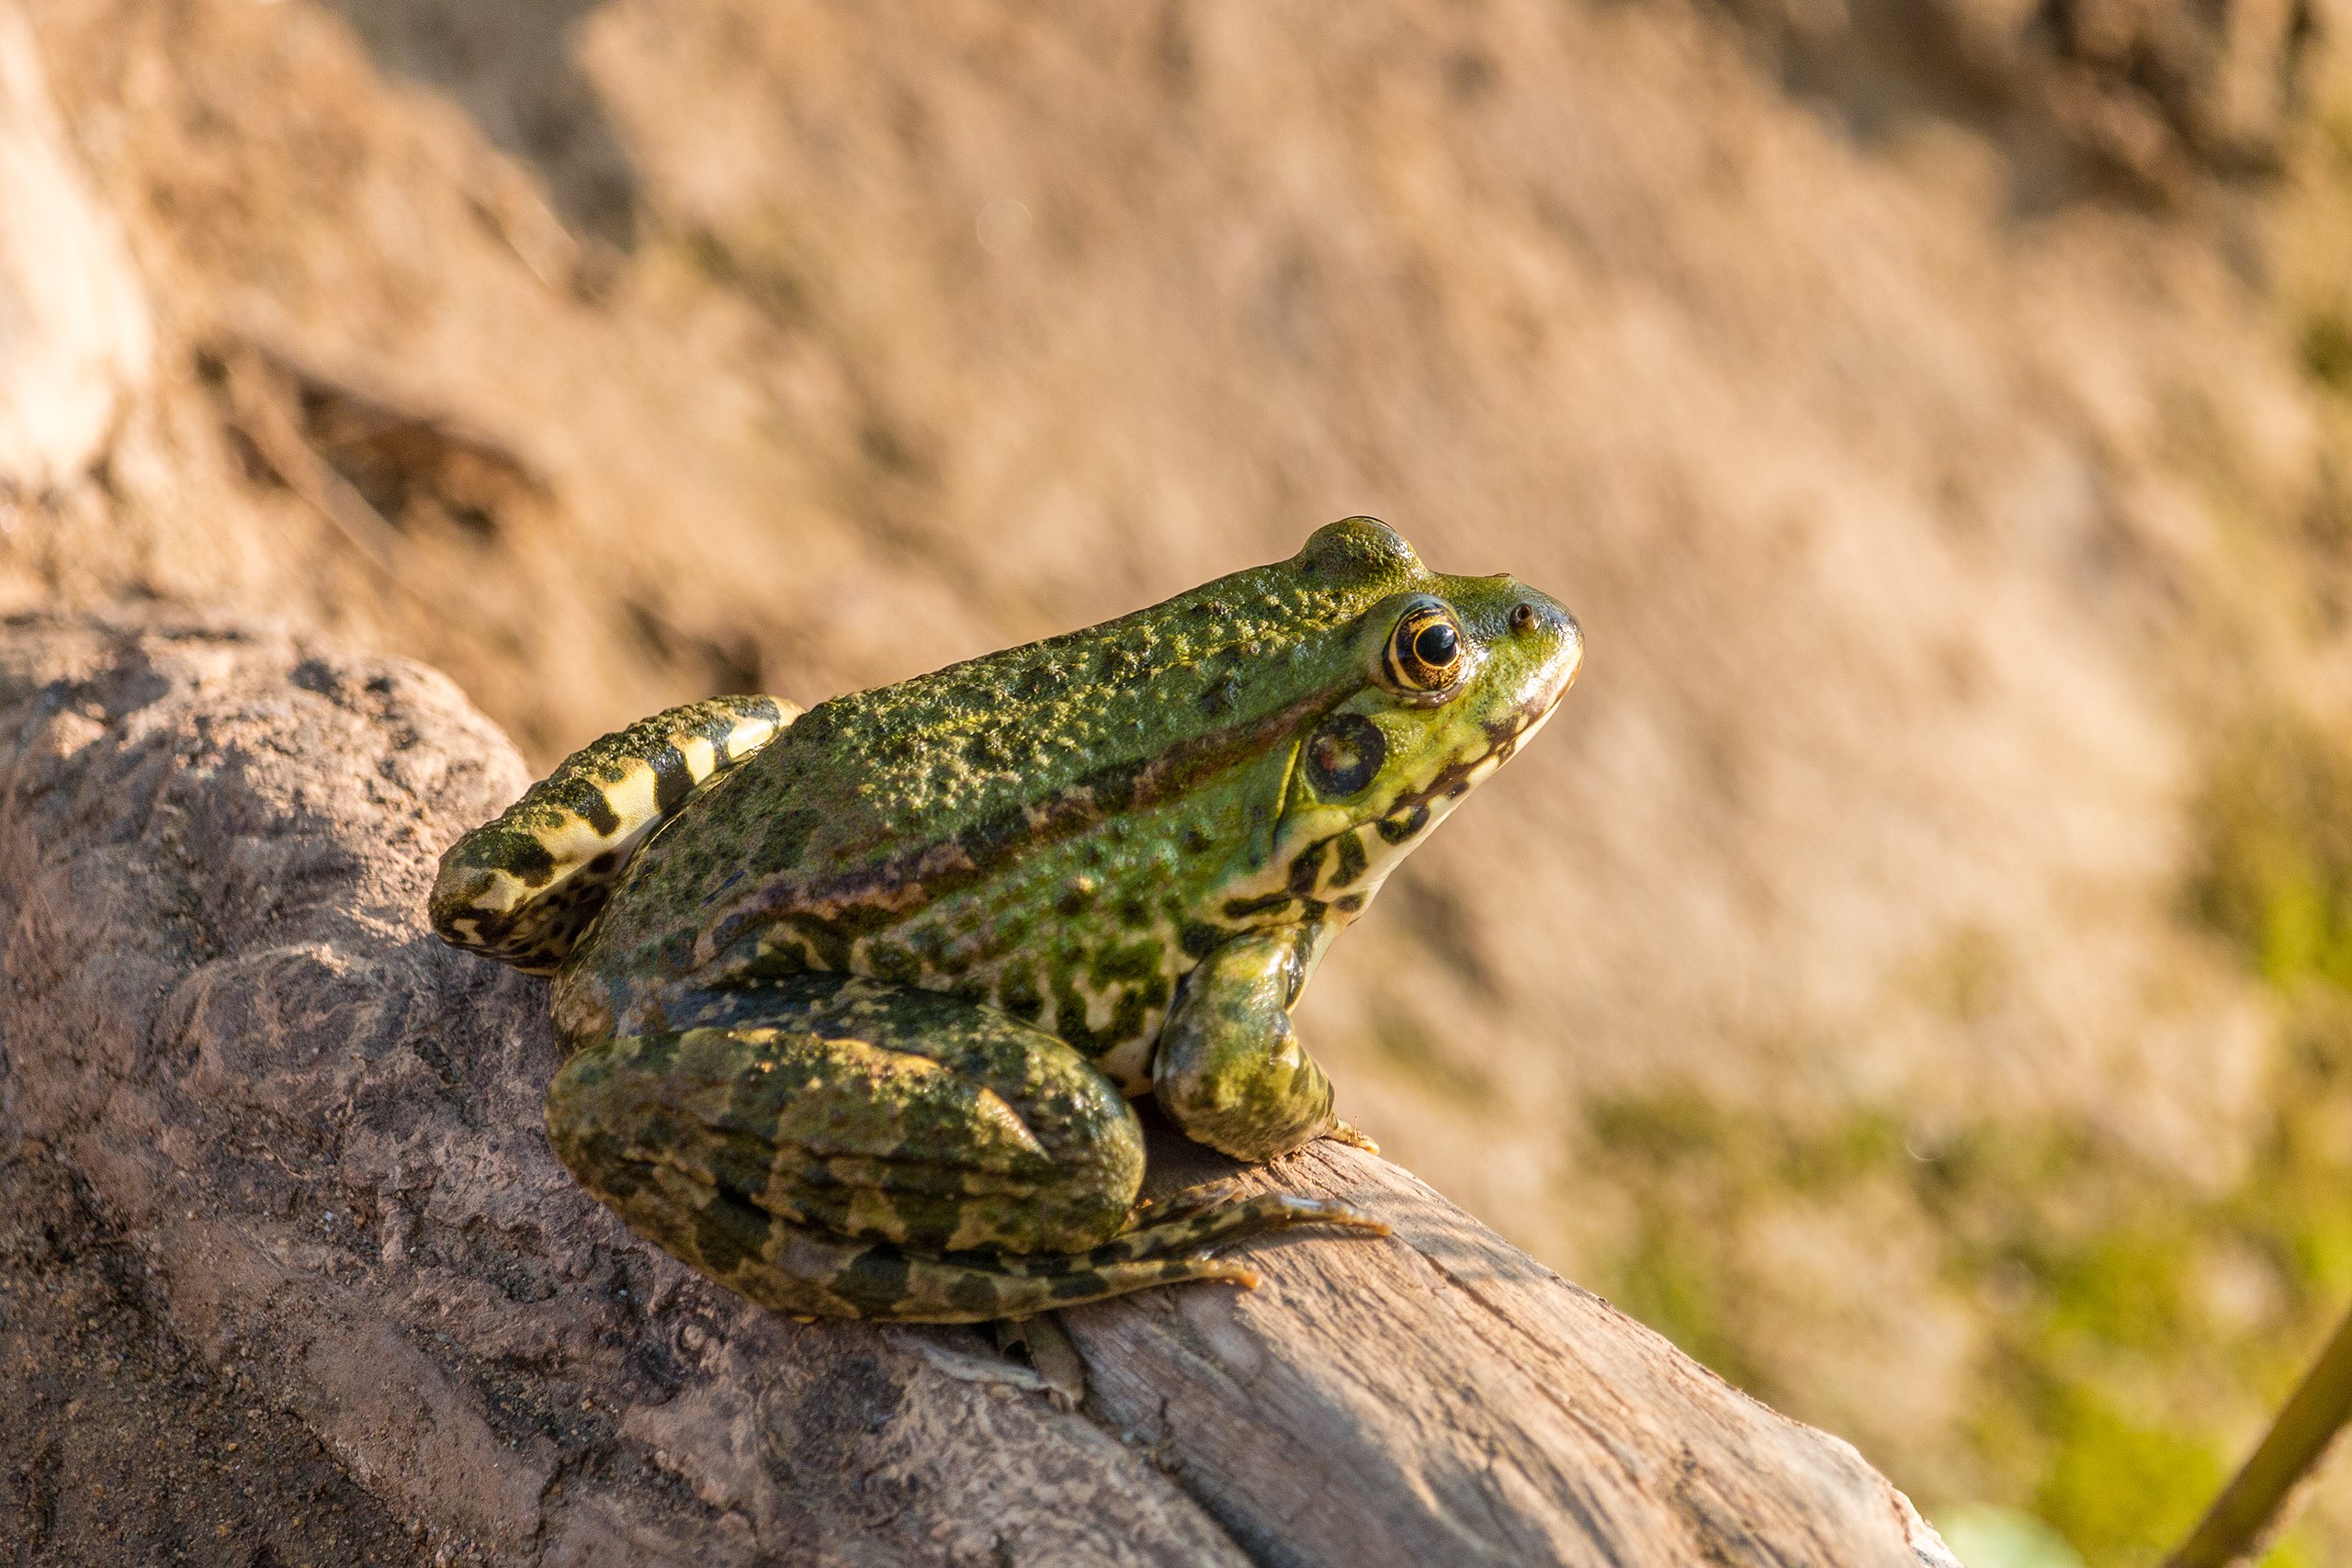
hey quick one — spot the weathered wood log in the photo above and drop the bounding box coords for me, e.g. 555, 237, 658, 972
0, 615, 1960, 1567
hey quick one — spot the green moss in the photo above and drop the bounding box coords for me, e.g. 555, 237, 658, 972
2033, 1393, 2221, 1561
2040, 1229, 2193, 1355
1582, 1078, 2351, 1566
2191, 716, 2352, 991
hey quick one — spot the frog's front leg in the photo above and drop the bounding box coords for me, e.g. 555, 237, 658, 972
546, 974, 1380, 1322
1155, 925, 1354, 1162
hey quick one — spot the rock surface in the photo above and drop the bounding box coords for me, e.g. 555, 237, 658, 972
0, 615, 1957, 1565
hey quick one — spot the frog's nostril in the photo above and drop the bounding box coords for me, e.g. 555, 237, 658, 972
1509, 602, 1537, 633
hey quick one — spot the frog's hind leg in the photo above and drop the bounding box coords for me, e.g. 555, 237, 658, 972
430, 694, 796, 974
612, 1170, 1293, 1323
545, 974, 1385, 1322
575, 1154, 1382, 1323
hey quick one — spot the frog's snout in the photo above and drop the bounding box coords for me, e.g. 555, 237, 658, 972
1501, 586, 1583, 711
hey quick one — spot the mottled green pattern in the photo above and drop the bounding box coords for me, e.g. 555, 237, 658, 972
435, 518, 1584, 1320
1154, 926, 1337, 1160
547, 973, 1386, 1320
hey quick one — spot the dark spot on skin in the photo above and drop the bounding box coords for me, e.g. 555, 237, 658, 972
556, 1116, 643, 1199
1306, 713, 1385, 797
946, 1272, 1000, 1315
653, 745, 696, 814
997, 963, 1044, 1023
1287, 842, 1326, 898
1332, 831, 1368, 888
761, 808, 821, 873
1334, 894, 1365, 914
788, 915, 854, 972
631, 1032, 683, 1078
840, 1247, 913, 1312
589, 852, 620, 875
578, 791, 623, 838
1052, 1270, 1112, 1302
865, 943, 920, 986
1222, 892, 1292, 921
1376, 803, 1430, 844
1180, 921, 1226, 958
1014, 660, 1068, 700
1055, 880, 1098, 918
503, 837, 559, 886
1095, 941, 1164, 987
688, 1188, 761, 1277
964, 727, 1016, 768
1180, 825, 1214, 855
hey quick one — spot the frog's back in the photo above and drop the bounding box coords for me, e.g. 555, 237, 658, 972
573, 525, 1427, 1011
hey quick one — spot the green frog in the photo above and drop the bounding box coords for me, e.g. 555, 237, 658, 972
430, 518, 1582, 1322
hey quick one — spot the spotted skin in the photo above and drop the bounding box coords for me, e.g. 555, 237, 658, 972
432, 518, 1584, 1321
430, 694, 795, 974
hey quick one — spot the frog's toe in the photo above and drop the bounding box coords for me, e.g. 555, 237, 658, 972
1120, 1178, 1245, 1232
1093, 1190, 1389, 1267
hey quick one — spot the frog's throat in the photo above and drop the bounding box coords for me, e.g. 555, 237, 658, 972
1219, 687, 1565, 932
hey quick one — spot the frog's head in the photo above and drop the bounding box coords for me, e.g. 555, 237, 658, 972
1228, 516, 1583, 923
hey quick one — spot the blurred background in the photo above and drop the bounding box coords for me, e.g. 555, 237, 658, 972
7, 0, 2352, 1561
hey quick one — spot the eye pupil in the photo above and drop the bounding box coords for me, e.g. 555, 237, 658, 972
1414, 622, 1458, 669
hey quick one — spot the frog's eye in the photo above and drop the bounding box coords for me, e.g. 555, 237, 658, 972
1381, 605, 1464, 695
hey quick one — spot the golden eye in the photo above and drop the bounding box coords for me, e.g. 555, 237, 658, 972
1382, 606, 1464, 694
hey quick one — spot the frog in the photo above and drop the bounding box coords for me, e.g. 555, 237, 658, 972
429, 517, 1582, 1323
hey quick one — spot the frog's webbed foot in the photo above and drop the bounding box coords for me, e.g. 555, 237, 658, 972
608, 1162, 1272, 1321
908, 1190, 1386, 1320
1121, 1178, 1244, 1232
1103, 1191, 1388, 1262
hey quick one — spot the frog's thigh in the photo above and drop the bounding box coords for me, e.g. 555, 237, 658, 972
549, 976, 1146, 1258
1154, 925, 1339, 1162
546, 976, 1301, 1321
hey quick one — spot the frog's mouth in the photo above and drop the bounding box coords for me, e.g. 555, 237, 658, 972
1370, 680, 1566, 838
